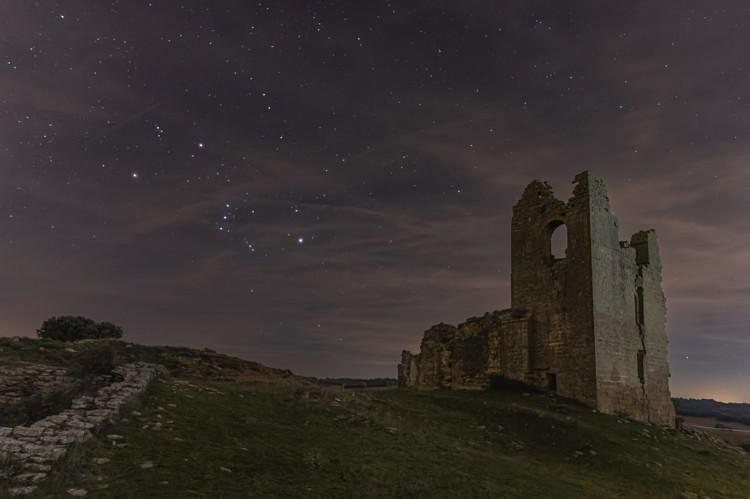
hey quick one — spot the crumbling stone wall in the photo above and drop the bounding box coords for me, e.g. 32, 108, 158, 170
0, 364, 76, 426
399, 172, 675, 426
400, 311, 532, 390
0, 362, 166, 495
401, 313, 503, 390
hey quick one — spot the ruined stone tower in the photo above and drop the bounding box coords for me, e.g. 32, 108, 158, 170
398, 172, 675, 426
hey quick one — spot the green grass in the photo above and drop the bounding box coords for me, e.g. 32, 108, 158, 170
1, 339, 749, 498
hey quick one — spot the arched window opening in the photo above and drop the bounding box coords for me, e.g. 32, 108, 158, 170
550, 222, 568, 260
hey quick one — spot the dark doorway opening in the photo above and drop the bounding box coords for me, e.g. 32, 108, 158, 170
547, 373, 557, 392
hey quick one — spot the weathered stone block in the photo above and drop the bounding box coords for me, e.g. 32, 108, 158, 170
11, 428, 43, 439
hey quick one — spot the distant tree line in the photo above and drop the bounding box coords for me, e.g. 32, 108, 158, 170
37, 316, 124, 342
673, 398, 750, 426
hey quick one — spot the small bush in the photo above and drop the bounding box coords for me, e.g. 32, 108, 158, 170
96, 321, 124, 339
36, 316, 124, 342
73, 349, 115, 378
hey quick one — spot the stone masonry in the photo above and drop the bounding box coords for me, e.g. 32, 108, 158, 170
0, 364, 75, 417
399, 172, 675, 426
0, 362, 166, 495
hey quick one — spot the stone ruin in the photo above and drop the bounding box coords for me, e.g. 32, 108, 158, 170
0, 362, 165, 495
398, 172, 675, 426
0, 364, 76, 423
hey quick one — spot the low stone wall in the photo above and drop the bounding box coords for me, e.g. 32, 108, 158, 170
0, 362, 166, 495
0, 364, 75, 420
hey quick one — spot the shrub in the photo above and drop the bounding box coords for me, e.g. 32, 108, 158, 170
96, 321, 124, 339
73, 349, 115, 378
36, 316, 124, 342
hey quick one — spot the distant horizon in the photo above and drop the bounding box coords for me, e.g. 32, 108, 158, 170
4, 330, 748, 405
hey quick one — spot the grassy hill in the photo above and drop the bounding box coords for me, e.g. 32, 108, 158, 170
1, 338, 749, 498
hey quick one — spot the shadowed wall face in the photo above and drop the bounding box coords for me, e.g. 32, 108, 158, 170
510, 173, 598, 406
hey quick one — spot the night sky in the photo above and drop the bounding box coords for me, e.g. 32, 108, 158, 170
2, 2, 749, 401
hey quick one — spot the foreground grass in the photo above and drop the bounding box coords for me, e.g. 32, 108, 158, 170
1, 338, 749, 498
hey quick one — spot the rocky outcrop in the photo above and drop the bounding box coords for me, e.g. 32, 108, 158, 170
0, 362, 166, 495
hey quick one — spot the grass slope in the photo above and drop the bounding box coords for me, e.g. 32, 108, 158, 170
1, 338, 749, 499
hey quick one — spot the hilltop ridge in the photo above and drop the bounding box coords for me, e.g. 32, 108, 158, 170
0, 337, 749, 498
